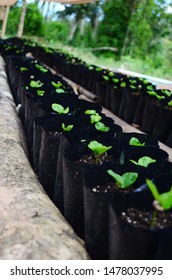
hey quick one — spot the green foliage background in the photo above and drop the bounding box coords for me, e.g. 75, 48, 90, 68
6, 3, 44, 37
4, 0, 172, 80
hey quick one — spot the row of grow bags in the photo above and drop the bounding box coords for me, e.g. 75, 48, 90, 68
24, 38, 172, 149
2, 37, 172, 146
1, 38, 172, 260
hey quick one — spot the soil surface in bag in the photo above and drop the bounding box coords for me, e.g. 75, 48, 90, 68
116, 132, 159, 148
121, 208, 172, 229
117, 208, 172, 259
109, 204, 156, 260
123, 146, 169, 176
83, 163, 152, 260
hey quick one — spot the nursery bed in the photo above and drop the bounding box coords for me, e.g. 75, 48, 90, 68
1, 44, 172, 260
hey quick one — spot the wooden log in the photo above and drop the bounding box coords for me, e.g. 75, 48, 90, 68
0, 57, 89, 260
91, 47, 118, 52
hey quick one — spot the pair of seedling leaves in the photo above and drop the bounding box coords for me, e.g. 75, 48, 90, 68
21, 64, 48, 74
85, 109, 109, 132
51, 103, 73, 131
129, 137, 156, 167
87, 140, 138, 188
88, 137, 156, 188
27, 80, 65, 96
107, 172, 172, 213
52, 107, 110, 133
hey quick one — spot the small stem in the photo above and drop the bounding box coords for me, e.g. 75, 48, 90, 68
95, 155, 100, 165
150, 209, 157, 229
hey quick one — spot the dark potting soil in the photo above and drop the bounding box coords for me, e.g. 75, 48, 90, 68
121, 208, 172, 229
92, 181, 135, 194
78, 153, 113, 165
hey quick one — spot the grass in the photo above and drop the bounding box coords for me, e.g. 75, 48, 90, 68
23, 36, 172, 82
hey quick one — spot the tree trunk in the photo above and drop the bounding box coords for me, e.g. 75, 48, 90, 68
120, 0, 137, 57
17, 0, 27, 38
91, 14, 99, 40
40, 1, 46, 13
80, 18, 85, 36
1, 6, 9, 39
45, 1, 51, 21
68, 19, 78, 42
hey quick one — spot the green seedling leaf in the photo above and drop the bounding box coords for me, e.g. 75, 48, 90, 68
168, 100, 172, 107
85, 109, 97, 115
146, 179, 172, 211
120, 81, 126, 88
95, 67, 102, 71
45, 48, 53, 54
147, 91, 165, 101
113, 78, 119, 83
88, 66, 94, 70
156, 95, 165, 101
37, 90, 45, 96
51, 81, 63, 89
103, 75, 109, 81
129, 79, 137, 84
35, 64, 48, 73
158, 189, 172, 210
95, 122, 109, 132
30, 80, 43, 88
162, 90, 172, 97
143, 79, 149, 84
61, 123, 73, 131
107, 170, 138, 189
20, 67, 28, 72
90, 113, 102, 124
146, 85, 154, 90
129, 137, 145, 146
108, 71, 114, 77
52, 103, 69, 114
147, 90, 156, 96
88, 141, 112, 156
130, 156, 156, 167
56, 88, 65, 93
